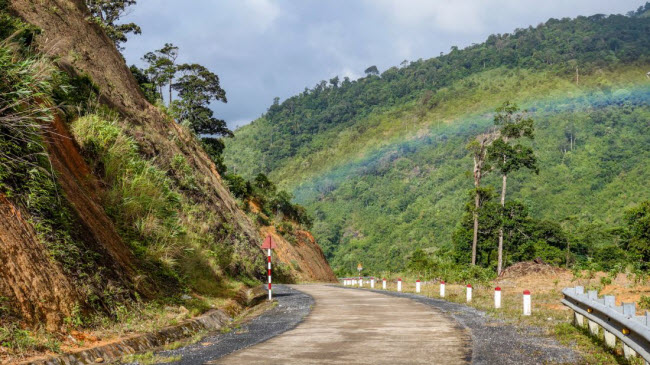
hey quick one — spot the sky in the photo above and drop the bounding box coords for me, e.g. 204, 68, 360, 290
121, 0, 644, 129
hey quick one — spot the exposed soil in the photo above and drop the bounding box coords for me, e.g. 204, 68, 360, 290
46, 115, 142, 287
261, 226, 337, 282
0, 195, 78, 331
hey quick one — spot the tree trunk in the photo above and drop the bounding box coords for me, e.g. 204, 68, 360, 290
497, 173, 507, 276
472, 192, 479, 266
168, 81, 172, 105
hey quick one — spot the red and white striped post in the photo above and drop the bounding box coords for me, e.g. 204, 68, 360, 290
397, 278, 402, 292
370, 277, 375, 288
416, 280, 421, 293
466, 284, 472, 302
523, 290, 531, 315
382, 278, 387, 289
494, 287, 501, 309
261, 235, 277, 301
440, 281, 445, 297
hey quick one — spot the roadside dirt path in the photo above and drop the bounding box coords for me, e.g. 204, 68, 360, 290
209, 284, 470, 364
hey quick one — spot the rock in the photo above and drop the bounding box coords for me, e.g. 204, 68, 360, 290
95, 357, 104, 363
181, 294, 192, 300
178, 305, 189, 317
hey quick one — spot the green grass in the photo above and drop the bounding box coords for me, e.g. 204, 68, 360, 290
71, 114, 249, 295
120, 352, 181, 364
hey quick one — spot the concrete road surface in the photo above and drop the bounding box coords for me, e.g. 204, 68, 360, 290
208, 284, 470, 364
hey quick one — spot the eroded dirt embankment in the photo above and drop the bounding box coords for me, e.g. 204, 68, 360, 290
261, 227, 337, 282
0, 195, 78, 331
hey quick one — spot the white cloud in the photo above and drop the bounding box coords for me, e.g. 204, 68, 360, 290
368, 0, 486, 34
242, 0, 282, 31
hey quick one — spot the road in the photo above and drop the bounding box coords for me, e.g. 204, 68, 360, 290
208, 284, 470, 364
158, 284, 578, 364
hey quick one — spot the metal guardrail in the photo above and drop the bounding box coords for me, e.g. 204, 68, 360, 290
562, 286, 650, 362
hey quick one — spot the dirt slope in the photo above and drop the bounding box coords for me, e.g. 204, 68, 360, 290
2, 0, 334, 328
0, 195, 78, 331
261, 227, 336, 282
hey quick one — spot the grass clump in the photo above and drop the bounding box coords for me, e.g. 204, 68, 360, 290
71, 114, 258, 297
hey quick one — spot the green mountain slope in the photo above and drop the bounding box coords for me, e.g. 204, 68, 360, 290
225, 7, 650, 274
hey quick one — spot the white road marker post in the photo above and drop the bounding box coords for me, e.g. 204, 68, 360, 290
416, 280, 421, 293
261, 235, 277, 301
494, 287, 501, 309
397, 278, 402, 292
382, 278, 387, 289
466, 284, 472, 303
440, 281, 445, 298
523, 290, 531, 315
370, 277, 375, 288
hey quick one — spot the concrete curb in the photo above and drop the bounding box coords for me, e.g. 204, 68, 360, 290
20, 287, 269, 365
20, 310, 230, 365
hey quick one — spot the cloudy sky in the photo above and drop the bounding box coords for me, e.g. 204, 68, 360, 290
121, 0, 643, 129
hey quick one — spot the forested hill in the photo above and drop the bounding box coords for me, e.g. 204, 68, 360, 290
224, 5, 650, 275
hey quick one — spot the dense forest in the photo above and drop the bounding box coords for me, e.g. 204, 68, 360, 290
225, 4, 650, 278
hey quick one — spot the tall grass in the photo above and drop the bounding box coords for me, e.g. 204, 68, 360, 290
71, 114, 245, 294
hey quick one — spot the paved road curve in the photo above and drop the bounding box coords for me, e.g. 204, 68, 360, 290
208, 284, 471, 364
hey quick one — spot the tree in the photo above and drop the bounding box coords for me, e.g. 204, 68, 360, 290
142, 43, 179, 105
171, 63, 230, 136
466, 132, 496, 265
487, 101, 539, 275
86, 0, 141, 50
129, 65, 160, 103
624, 201, 650, 266
364, 65, 379, 76
159, 44, 179, 104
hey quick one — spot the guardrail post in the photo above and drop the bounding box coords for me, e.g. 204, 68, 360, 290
603, 329, 616, 349
523, 290, 531, 316
588, 318, 600, 336
624, 343, 638, 360
397, 278, 402, 292
382, 278, 387, 289
416, 280, 421, 293
494, 287, 501, 309
466, 284, 472, 303
370, 277, 375, 288
440, 281, 445, 298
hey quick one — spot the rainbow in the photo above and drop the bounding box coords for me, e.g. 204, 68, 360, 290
291, 82, 650, 203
